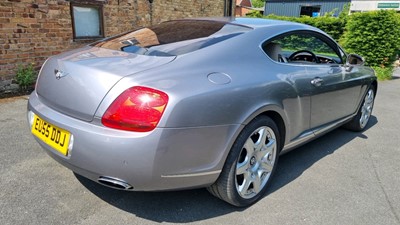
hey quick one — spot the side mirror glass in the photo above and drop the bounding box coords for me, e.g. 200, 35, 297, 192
346, 53, 365, 66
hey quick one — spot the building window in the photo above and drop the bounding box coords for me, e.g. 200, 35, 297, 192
300, 5, 321, 17
71, 3, 104, 39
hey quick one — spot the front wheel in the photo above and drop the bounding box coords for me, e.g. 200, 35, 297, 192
207, 116, 281, 207
344, 86, 375, 131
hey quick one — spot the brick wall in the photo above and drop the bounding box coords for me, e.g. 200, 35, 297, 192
0, 0, 228, 90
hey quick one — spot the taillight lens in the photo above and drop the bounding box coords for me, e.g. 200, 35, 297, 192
102, 86, 169, 132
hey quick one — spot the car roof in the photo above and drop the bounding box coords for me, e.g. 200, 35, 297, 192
233, 18, 325, 38
175, 17, 308, 29
233, 17, 302, 28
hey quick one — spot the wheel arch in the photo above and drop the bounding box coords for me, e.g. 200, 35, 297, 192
241, 105, 288, 153
371, 79, 378, 96
209, 108, 287, 206
257, 111, 286, 152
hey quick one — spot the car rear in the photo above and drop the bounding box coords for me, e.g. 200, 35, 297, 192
27, 19, 252, 191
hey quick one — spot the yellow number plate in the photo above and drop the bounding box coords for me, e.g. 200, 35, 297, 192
31, 114, 71, 156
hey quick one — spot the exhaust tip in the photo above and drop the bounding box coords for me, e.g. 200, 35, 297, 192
98, 176, 133, 190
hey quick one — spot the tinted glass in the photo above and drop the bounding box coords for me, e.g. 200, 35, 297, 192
93, 20, 251, 56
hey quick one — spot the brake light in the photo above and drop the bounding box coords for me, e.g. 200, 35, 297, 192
102, 86, 169, 132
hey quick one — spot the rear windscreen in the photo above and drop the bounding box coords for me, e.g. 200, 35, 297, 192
92, 20, 251, 56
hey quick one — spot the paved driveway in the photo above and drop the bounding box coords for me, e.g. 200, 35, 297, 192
1, 78, 399, 225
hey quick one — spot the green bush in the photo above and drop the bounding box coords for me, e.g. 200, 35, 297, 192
340, 10, 400, 71
246, 10, 263, 18
16, 63, 36, 89
307, 16, 345, 41
252, 0, 265, 8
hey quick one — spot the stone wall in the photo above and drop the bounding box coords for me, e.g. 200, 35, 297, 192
0, 0, 228, 93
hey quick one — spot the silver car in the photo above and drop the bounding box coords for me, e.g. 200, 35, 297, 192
28, 18, 377, 207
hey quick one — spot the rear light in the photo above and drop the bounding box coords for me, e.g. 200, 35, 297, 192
102, 86, 169, 132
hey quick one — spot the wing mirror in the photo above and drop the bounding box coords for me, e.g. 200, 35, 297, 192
346, 53, 365, 66
344, 54, 365, 72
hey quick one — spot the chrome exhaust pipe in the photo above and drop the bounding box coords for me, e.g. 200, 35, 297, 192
98, 176, 133, 190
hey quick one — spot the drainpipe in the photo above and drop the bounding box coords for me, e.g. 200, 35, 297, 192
224, 0, 233, 17
148, 0, 153, 25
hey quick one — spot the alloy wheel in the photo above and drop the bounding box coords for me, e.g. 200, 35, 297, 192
235, 126, 277, 199
359, 89, 374, 129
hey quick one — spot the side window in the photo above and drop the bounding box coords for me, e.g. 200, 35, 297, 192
263, 32, 343, 64
71, 3, 104, 40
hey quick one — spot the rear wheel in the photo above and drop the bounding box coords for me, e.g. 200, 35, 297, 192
208, 116, 280, 207
344, 86, 375, 131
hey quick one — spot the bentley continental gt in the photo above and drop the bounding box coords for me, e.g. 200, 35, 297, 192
28, 18, 377, 207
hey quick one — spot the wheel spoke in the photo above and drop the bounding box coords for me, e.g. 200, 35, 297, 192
252, 174, 261, 193
360, 105, 367, 125
262, 158, 274, 173
236, 158, 249, 175
261, 138, 275, 155
254, 128, 268, 152
238, 174, 253, 196
244, 138, 255, 154
257, 131, 276, 160
366, 90, 374, 107
366, 97, 373, 105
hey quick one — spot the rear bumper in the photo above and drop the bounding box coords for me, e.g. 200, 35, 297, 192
28, 92, 242, 191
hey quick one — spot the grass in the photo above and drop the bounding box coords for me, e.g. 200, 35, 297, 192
372, 66, 393, 80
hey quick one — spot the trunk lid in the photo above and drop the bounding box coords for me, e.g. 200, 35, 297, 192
36, 46, 175, 121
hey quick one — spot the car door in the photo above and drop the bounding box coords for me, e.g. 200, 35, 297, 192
306, 63, 365, 129
294, 32, 364, 128
267, 31, 364, 130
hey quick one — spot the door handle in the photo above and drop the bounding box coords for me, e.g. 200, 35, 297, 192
311, 77, 324, 87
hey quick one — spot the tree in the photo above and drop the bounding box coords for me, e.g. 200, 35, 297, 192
251, 0, 265, 8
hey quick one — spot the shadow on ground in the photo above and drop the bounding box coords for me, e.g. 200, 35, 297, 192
76, 116, 377, 223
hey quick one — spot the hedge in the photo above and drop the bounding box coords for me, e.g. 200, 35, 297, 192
246, 11, 345, 41
340, 10, 400, 68
266, 14, 345, 41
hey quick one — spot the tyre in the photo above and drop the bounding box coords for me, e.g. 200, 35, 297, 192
344, 86, 375, 131
207, 116, 281, 207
